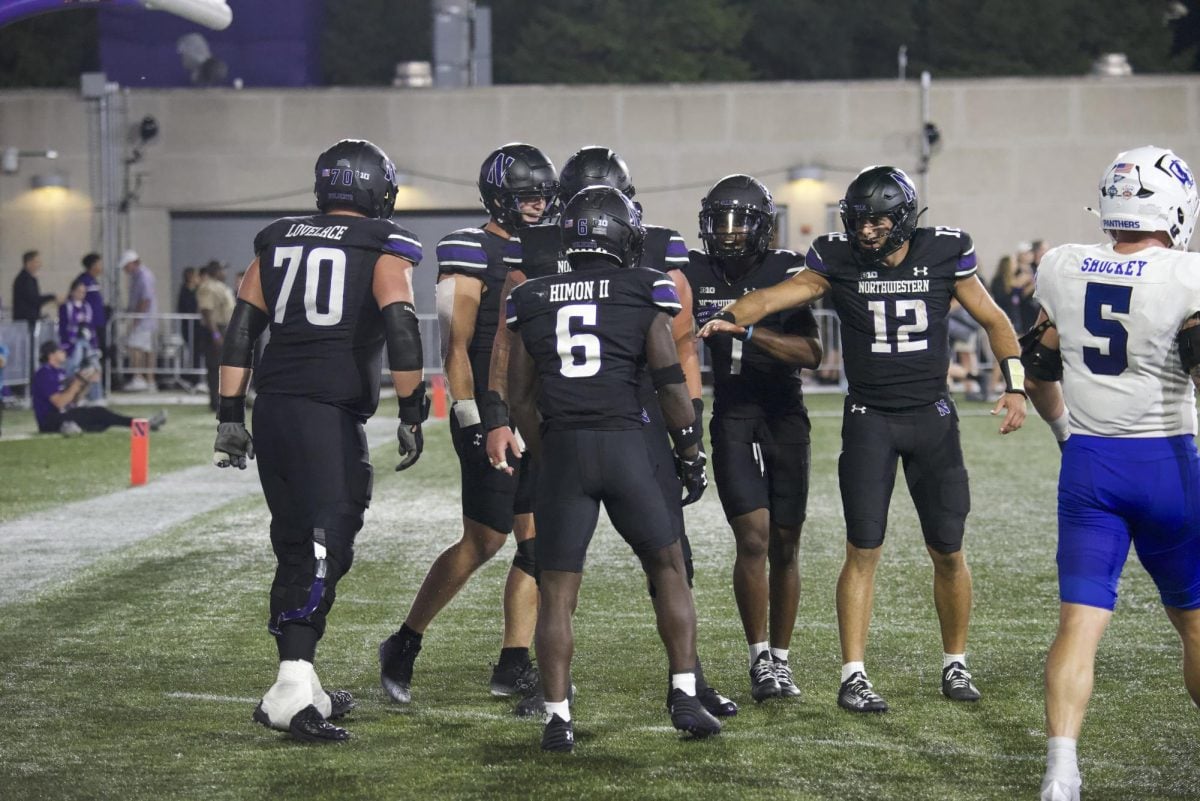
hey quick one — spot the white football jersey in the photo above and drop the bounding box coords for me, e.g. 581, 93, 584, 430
1035, 242, 1200, 437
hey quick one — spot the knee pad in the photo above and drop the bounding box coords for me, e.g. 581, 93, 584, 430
512, 536, 537, 578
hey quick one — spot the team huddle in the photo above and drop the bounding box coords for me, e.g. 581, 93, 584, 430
209, 138, 1200, 801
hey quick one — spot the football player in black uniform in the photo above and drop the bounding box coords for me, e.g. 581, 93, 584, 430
685, 175, 822, 703
499, 186, 719, 751
378, 143, 556, 706
212, 139, 428, 742
700, 166, 1026, 712
486, 146, 736, 719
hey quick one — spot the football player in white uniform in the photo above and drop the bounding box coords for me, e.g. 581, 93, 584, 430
1023, 146, 1200, 801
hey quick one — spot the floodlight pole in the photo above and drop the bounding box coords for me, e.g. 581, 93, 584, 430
82, 73, 128, 317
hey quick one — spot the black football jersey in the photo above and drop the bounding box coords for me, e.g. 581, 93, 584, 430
508, 224, 690, 279
507, 263, 682, 431
251, 213, 422, 420
436, 226, 512, 393
685, 249, 818, 417
805, 226, 978, 409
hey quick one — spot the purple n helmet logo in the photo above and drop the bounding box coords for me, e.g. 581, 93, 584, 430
889, 170, 917, 202
487, 153, 516, 187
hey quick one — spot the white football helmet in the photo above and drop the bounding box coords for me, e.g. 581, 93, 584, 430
1097, 145, 1199, 250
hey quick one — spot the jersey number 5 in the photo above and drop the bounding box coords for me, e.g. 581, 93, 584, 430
867, 299, 928, 353
1083, 282, 1131, 375
556, 304, 601, 378
273, 245, 346, 327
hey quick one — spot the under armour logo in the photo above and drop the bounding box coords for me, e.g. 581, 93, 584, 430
682, 426, 694, 435
912, 266, 928, 276
851, 404, 866, 414
473, 432, 483, 447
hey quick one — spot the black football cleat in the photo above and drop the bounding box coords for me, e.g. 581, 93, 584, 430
515, 682, 575, 718
379, 632, 422, 704
326, 690, 356, 720
774, 659, 801, 699
541, 714, 575, 753
750, 652, 781, 702
941, 662, 981, 702
837, 672, 888, 713
253, 703, 350, 743
668, 689, 721, 738
697, 685, 739, 718
491, 659, 539, 697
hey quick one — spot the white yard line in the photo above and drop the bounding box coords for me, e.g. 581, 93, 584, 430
0, 415, 407, 605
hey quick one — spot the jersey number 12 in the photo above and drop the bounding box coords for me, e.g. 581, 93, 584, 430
868, 299, 928, 353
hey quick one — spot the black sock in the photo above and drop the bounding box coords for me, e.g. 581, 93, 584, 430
499, 647, 530, 668
397, 622, 423, 643
694, 658, 710, 692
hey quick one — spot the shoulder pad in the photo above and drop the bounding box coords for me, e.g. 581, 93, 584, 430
253, 217, 303, 255
437, 228, 490, 276
376, 219, 423, 266
645, 225, 689, 271
629, 267, 682, 317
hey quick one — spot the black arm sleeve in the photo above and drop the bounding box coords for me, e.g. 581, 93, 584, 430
382, 301, 423, 372
220, 299, 269, 368
1018, 319, 1063, 382
1177, 318, 1200, 374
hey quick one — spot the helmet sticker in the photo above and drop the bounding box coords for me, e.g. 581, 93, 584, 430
486, 153, 515, 188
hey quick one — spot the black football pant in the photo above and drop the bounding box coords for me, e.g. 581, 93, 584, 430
253, 394, 373, 662
65, 406, 136, 432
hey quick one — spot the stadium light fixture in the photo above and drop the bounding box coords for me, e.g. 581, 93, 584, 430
788, 165, 825, 182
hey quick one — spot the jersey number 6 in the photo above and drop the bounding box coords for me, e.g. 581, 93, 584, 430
556, 303, 601, 378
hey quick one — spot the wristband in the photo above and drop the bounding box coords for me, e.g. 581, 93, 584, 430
452, 398, 481, 427
712, 309, 737, 326
397, 380, 430, 425
480, 390, 510, 431
737, 324, 754, 342
217, 395, 246, 424
1000, 357, 1027, 396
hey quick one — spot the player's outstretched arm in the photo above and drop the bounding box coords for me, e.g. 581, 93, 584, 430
214, 258, 268, 469
697, 269, 829, 339
955, 274, 1026, 434
741, 326, 823, 369
1019, 310, 1069, 446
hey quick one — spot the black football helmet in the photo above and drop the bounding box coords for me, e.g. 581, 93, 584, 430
699, 174, 776, 263
558, 146, 635, 204
560, 185, 645, 269
839, 166, 922, 260
478, 143, 559, 231
314, 139, 398, 219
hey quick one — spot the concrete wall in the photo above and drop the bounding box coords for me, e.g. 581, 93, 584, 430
2, 74, 1199, 312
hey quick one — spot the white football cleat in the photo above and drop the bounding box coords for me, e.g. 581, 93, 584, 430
1040, 775, 1081, 801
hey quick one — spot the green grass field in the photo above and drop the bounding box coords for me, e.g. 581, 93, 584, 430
0, 394, 1196, 800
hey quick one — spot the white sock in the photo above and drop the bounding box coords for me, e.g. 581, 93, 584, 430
545, 699, 571, 722
260, 659, 315, 729
770, 647, 789, 663
749, 641, 770, 667
310, 668, 331, 718
841, 661, 866, 684
1045, 737, 1080, 782
943, 653, 966, 670
671, 672, 697, 696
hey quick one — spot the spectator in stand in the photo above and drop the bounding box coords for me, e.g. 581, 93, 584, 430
32, 341, 165, 435
121, 250, 157, 391
1014, 244, 1040, 331
58, 278, 102, 401
195, 261, 235, 412
177, 266, 201, 374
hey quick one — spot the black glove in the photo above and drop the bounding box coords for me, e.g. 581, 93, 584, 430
676, 449, 708, 506
213, 422, 254, 469
396, 422, 424, 471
